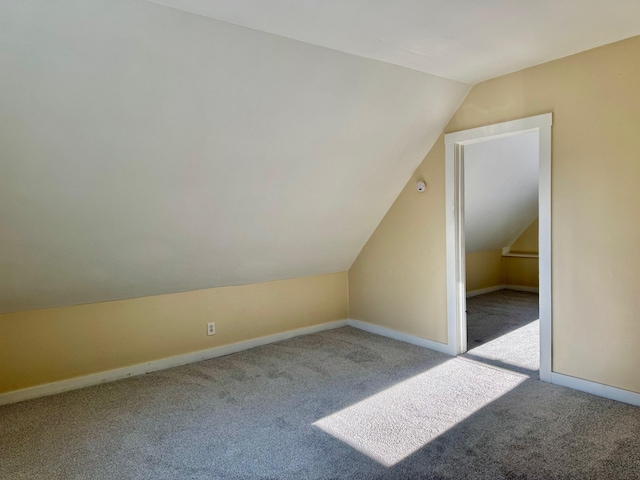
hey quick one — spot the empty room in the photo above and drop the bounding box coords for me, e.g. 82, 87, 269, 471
463, 131, 541, 377
1, 1, 639, 479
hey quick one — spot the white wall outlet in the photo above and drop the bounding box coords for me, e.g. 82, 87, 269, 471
207, 322, 215, 336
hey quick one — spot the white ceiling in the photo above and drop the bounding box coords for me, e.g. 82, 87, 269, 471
146, 0, 640, 83
464, 132, 539, 253
0, 0, 468, 312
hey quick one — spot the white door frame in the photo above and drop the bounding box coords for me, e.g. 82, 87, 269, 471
444, 113, 552, 382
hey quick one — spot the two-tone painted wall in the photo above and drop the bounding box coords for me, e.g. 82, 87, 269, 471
3, 35, 640, 400
467, 219, 540, 292
350, 36, 640, 394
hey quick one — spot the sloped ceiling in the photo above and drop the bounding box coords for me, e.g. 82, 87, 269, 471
146, 0, 640, 83
2, 1, 639, 313
464, 132, 539, 253
0, 0, 468, 312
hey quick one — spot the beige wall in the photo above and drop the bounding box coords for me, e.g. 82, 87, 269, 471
503, 257, 539, 288
511, 219, 539, 254
348, 138, 449, 344
503, 219, 539, 288
466, 219, 539, 292
349, 35, 640, 393
466, 250, 503, 292
5, 38, 640, 398
0, 272, 348, 393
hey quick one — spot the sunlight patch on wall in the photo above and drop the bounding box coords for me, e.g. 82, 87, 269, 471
313, 359, 525, 466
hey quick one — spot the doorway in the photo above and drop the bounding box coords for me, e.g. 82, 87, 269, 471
463, 131, 540, 377
444, 114, 552, 382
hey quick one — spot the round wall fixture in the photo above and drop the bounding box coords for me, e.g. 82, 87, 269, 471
416, 181, 426, 192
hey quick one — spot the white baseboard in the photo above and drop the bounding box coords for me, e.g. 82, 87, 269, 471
504, 285, 539, 293
466, 284, 539, 297
347, 319, 455, 355
0, 319, 348, 406
347, 319, 640, 406
466, 285, 504, 298
551, 372, 640, 407
5, 317, 637, 409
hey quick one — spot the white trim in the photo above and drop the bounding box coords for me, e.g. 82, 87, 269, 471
444, 141, 468, 354
466, 285, 539, 298
5, 316, 638, 408
537, 122, 552, 382
444, 113, 553, 381
551, 372, 640, 407
466, 285, 540, 298
466, 285, 504, 298
351, 319, 640, 408
444, 113, 552, 145
0, 320, 348, 406
347, 319, 455, 355
504, 285, 539, 293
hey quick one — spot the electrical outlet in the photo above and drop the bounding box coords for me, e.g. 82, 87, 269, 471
207, 322, 215, 336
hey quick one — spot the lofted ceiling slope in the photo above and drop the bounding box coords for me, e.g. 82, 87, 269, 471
464, 133, 539, 254
146, 0, 640, 83
0, 0, 468, 312
4, 1, 638, 313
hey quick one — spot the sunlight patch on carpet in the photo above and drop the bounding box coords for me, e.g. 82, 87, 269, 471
466, 320, 540, 376
313, 359, 526, 467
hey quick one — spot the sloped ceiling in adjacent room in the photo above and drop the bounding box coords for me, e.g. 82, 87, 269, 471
464, 132, 539, 253
0, 0, 468, 312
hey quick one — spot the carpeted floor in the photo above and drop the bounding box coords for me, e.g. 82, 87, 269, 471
465, 289, 540, 377
1, 326, 639, 479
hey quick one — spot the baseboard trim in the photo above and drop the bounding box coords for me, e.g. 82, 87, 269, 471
0, 319, 348, 406
466, 285, 539, 297
551, 372, 640, 407
5, 318, 636, 409
504, 285, 539, 293
347, 319, 455, 355
466, 285, 504, 297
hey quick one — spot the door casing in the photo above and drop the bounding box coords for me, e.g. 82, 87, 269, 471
444, 113, 552, 382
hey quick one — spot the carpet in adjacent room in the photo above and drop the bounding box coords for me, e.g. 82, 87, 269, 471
465, 289, 540, 377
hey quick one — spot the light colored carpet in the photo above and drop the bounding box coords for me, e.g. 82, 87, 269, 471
465, 290, 539, 377
1, 326, 639, 479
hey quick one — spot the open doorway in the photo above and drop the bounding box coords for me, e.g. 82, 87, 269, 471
444, 114, 552, 383
462, 131, 539, 377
